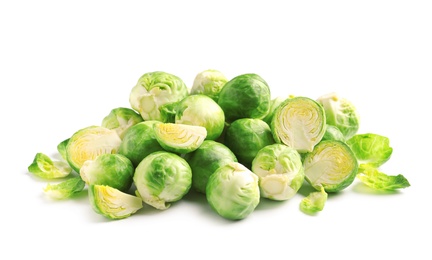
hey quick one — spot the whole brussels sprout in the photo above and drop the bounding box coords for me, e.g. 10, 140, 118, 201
206, 162, 260, 220
224, 118, 275, 169
218, 73, 271, 123
190, 69, 228, 102
251, 144, 304, 201
133, 151, 192, 210
118, 121, 164, 167
160, 94, 225, 140
316, 92, 360, 140
66, 126, 122, 173
101, 107, 143, 139
129, 71, 189, 121
80, 154, 134, 192
184, 140, 237, 194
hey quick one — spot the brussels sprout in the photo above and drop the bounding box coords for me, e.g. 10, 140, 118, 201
271, 96, 326, 153
251, 144, 304, 200
88, 184, 143, 220
262, 96, 286, 126
190, 69, 228, 101
101, 107, 143, 139
356, 164, 410, 191
28, 153, 72, 179
299, 186, 328, 215
133, 151, 192, 209
66, 126, 122, 173
218, 73, 271, 122
43, 177, 86, 199
206, 162, 260, 220
129, 71, 189, 121
118, 121, 164, 167
153, 123, 207, 154
80, 154, 134, 192
303, 140, 358, 192
225, 118, 275, 169
346, 133, 393, 167
184, 140, 237, 194
160, 94, 225, 140
316, 92, 360, 140
321, 124, 345, 142
57, 138, 69, 160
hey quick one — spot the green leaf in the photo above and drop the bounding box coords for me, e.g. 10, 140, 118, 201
346, 133, 393, 167
300, 186, 328, 215
357, 164, 410, 191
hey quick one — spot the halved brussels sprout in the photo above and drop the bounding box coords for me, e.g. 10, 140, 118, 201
129, 71, 189, 121
316, 92, 360, 140
160, 94, 225, 140
224, 118, 275, 169
88, 184, 143, 220
57, 138, 69, 160
154, 123, 207, 154
190, 69, 228, 102
271, 96, 326, 153
303, 140, 358, 192
346, 133, 393, 167
80, 154, 134, 192
118, 121, 164, 167
251, 144, 304, 200
66, 126, 122, 173
218, 73, 271, 123
184, 140, 237, 194
206, 162, 260, 220
28, 153, 72, 179
101, 107, 143, 139
321, 124, 345, 142
43, 177, 86, 199
133, 151, 192, 210
299, 186, 328, 215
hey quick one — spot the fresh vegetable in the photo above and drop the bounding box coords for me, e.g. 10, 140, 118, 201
271, 96, 326, 153
88, 184, 143, 220
206, 162, 260, 220
43, 177, 86, 199
133, 151, 192, 210
251, 144, 304, 200
80, 154, 134, 192
101, 107, 143, 139
153, 123, 207, 154
190, 69, 228, 102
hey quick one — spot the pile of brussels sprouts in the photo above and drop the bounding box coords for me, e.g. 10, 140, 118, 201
28, 69, 410, 220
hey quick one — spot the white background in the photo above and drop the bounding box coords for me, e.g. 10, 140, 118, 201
1, 0, 431, 259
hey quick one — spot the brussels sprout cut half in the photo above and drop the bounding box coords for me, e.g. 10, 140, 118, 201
251, 144, 304, 200
133, 151, 192, 210
28, 153, 72, 179
206, 162, 260, 220
66, 126, 122, 173
154, 123, 207, 154
89, 185, 143, 220
271, 96, 326, 153
303, 140, 358, 192
129, 71, 188, 121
